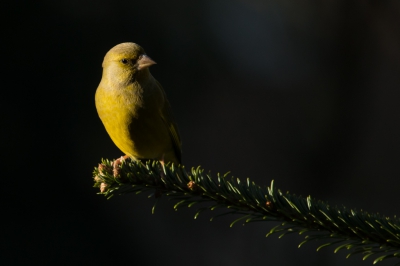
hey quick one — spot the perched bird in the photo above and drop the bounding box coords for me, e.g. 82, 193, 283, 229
95, 42, 182, 165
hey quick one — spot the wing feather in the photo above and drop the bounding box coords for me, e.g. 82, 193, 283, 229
157, 80, 182, 164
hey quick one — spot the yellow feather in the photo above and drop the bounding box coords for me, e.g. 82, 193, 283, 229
95, 43, 182, 164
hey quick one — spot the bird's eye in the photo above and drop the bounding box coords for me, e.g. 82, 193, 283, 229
121, 59, 128, 64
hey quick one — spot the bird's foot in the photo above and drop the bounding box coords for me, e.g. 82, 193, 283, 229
95, 155, 130, 193
112, 155, 130, 178
159, 154, 167, 179
95, 163, 113, 193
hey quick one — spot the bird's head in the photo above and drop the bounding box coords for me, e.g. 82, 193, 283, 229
102, 42, 156, 85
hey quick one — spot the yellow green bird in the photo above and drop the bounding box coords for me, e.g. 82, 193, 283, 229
95, 42, 182, 165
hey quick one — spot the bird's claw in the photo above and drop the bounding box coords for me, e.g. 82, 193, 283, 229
95, 155, 130, 193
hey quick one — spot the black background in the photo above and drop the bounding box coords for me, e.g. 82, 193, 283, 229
3, 1, 400, 265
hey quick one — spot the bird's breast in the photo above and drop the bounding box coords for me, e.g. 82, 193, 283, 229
95, 81, 170, 159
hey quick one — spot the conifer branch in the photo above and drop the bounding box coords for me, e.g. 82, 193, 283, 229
93, 159, 400, 264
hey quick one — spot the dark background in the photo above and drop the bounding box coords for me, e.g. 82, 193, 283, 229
3, 1, 400, 265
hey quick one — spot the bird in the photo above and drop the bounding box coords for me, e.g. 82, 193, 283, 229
95, 42, 182, 167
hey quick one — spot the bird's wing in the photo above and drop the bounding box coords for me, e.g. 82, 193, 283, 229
157, 80, 182, 164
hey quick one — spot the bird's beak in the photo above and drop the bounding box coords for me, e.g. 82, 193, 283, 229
137, 54, 156, 70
